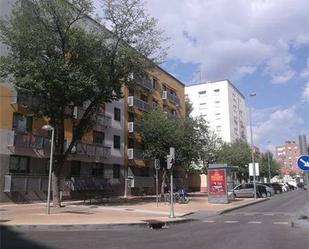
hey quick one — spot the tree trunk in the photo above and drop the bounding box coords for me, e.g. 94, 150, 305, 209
52, 164, 62, 207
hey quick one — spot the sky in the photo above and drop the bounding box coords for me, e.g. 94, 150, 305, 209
94, 0, 309, 152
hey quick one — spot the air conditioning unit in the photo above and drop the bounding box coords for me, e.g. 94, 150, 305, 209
162, 91, 167, 100
73, 106, 78, 119
128, 148, 133, 160
128, 122, 134, 133
128, 96, 134, 107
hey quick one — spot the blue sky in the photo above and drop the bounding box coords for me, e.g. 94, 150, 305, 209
94, 0, 309, 152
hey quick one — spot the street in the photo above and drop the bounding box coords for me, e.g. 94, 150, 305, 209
1, 190, 308, 249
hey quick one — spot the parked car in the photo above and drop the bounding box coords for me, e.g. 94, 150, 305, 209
259, 183, 275, 196
233, 183, 269, 198
270, 183, 283, 194
286, 182, 296, 190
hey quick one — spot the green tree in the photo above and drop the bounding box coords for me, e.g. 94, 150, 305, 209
141, 110, 221, 194
0, 0, 166, 206
256, 151, 280, 180
216, 139, 252, 181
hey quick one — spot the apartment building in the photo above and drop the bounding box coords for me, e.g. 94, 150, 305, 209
275, 141, 300, 170
124, 68, 185, 195
185, 80, 247, 143
0, 0, 186, 202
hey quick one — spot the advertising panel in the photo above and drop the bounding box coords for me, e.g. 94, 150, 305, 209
208, 169, 226, 195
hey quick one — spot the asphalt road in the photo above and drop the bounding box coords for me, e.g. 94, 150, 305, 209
1, 189, 308, 249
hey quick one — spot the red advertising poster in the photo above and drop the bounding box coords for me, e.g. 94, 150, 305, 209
208, 169, 226, 195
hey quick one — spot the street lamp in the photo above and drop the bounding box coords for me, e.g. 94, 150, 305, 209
42, 124, 55, 215
267, 141, 271, 183
249, 92, 257, 199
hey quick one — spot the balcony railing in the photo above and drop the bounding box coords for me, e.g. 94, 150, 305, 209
8, 131, 50, 150
136, 77, 153, 91
127, 148, 144, 160
128, 176, 154, 188
75, 142, 111, 159
128, 122, 141, 133
127, 96, 149, 112
11, 93, 39, 107
93, 113, 112, 131
162, 91, 180, 105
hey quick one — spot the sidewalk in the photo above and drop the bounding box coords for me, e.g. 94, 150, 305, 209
0, 195, 267, 229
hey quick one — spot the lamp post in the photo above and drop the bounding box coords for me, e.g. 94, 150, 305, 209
249, 93, 257, 199
42, 125, 55, 215
267, 141, 271, 183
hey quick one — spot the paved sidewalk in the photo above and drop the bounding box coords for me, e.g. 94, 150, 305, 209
0, 195, 267, 228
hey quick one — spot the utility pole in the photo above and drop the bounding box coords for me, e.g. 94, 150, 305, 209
167, 147, 175, 218
267, 151, 271, 183
249, 93, 257, 199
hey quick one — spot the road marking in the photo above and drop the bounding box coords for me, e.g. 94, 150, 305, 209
273, 222, 289, 225
264, 213, 274, 216
248, 221, 262, 224
224, 221, 239, 223
203, 220, 216, 223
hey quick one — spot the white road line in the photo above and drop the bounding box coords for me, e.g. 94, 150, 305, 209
203, 220, 216, 223
248, 221, 262, 224
273, 222, 289, 225
224, 221, 239, 223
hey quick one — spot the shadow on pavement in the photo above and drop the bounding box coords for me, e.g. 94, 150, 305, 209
1, 226, 52, 249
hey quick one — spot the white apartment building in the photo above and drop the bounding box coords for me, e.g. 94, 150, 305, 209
185, 80, 246, 143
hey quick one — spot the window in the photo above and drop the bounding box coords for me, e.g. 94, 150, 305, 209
9, 156, 29, 173
199, 102, 206, 105
113, 135, 121, 149
114, 107, 121, 121
93, 131, 104, 144
198, 90, 206, 95
163, 84, 167, 91
92, 163, 104, 177
140, 167, 149, 177
214, 89, 220, 92
71, 161, 81, 176
152, 78, 157, 89
113, 164, 120, 178
12, 113, 32, 132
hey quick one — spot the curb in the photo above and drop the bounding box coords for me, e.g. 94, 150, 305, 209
217, 198, 270, 215
1, 218, 195, 232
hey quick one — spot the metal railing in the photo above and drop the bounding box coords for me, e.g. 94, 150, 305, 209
162, 91, 180, 105
11, 93, 39, 107
128, 176, 154, 188
127, 96, 149, 112
8, 131, 50, 150
128, 122, 141, 133
93, 113, 112, 131
127, 148, 144, 160
75, 142, 111, 158
136, 77, 153, 91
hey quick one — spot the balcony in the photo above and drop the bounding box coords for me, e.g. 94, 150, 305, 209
128, 176, 154, 188
11, 93, 39, 107
127, 148, 144, 160
128, 122, 141, 133
136, 77, 153, 91
162, 91, 180, 105
93, 113, 112, 131
127, 96, 149, 112
74, 142, 111, 161
8, 131, 50, 150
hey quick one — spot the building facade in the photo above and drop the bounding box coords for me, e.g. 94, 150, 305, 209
185, 80, 247, 143
0, 0, 185, 202
275, 141, 300, 171
124, 67, 185, 195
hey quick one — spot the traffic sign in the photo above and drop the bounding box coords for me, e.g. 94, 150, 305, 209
154, 159, 160, 170
297, 155, 309, 171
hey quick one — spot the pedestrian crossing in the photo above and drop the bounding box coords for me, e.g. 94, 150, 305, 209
201, 211, 294, 226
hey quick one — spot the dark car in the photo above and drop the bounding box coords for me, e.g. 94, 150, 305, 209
270, 183, 283, 194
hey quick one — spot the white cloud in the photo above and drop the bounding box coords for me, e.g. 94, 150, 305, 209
302, 82, 309, 102
301, 58, 309, 79
247, 106, 305, 152
145, 0, 308, 83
